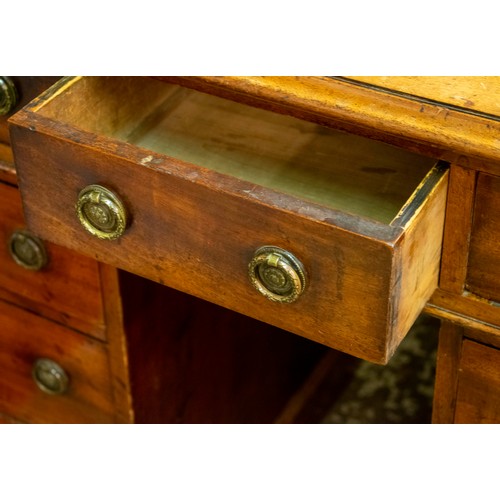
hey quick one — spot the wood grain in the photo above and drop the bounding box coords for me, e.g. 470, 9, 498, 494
389, 167, 448, 355
432, 320, 463, 424
0, 299, 114, 423
0, 181, 106, 339
120, 271, 325, 423
426, 289, 500, 339
98, 264, 134, 423
455, 339, 500, 423
439, 165, 476, 293
345, 77, 500, 117
155, 76, 500, 173
466, 173, 500, 301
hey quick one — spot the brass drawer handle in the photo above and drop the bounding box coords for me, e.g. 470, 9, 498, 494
0, 76, 18, 115
248, 246, 307, 303
76, 184, 128, 240
9, 230, 48, 271
32, 358, 69, 395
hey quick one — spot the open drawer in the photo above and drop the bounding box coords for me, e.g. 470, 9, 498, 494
9, 77, 448, 363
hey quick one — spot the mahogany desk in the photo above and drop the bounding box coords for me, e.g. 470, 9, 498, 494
1, 76, 499, 423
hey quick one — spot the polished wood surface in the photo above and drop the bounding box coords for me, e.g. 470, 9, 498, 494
0, 299, 114, 423
346, 77, 500, 117
467, 173, 500, 301
439, 164, 477, 294
0, 181, 106, 339
433, 322, 500, 424
9, 77, 448, 363
120, 271, 325, 423
432, 321, 463, 423
455, 339, 500, 424
390, 167, 448, 353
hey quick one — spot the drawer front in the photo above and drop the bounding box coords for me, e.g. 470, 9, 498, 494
10, 77, 448, 363
466, 173, 500, 302
0, 300, 114, 423
455, 339, 500, 424
0, 181, 106, 339
0, 77, 60, 144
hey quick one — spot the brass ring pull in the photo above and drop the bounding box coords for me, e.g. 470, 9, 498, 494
33, 358, 69, 395
0, 76, 18, 115
76, 184, 128, 240
9, 230, 48, 271
248, 246, 307, 303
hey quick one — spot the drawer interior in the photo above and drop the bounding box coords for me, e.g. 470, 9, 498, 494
37, 76, 436, 224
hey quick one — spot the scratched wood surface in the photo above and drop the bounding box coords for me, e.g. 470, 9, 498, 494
346, 76, 500, 117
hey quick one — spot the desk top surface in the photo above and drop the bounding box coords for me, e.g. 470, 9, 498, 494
344, 76, 500, 120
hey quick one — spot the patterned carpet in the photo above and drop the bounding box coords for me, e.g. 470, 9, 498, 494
321, 314, 440, 424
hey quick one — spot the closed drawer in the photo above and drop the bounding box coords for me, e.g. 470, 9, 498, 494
0, 299, 114, 423
0, 180, 105, 339
10, 76, 448, 363
466, 173, 500, 302
455, 339, 500, 424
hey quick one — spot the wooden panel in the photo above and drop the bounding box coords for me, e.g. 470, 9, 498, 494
455, 339, 500, 423
432, 321, 463, 424
467, 173, 500, 301
120, 271, 325, 423
0, 181, 106, 339
0, 143, 14, 165
389, 168, 448, 355
346, 77, 500, 117
0, 299, 114, 423
426, 289, 500, 341
0, 154, 16, 185
275, 349, 359, 424
439, 165, 476, 293
0, 77, 60, 144
98, 264, 134, 423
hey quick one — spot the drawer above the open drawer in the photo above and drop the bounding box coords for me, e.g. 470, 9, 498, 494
9, 76, 448, 363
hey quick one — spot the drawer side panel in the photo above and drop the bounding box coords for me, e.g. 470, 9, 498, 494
389, 169, 449, 356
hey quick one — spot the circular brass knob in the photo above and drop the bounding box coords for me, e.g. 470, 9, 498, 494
76, 184, 128, 240
0, 76, 18, 115
33, 358, 69, 395
9, 230, 48, 271
248, 246, 307, 303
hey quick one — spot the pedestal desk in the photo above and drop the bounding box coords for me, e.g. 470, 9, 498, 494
1, 76, 499, 423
